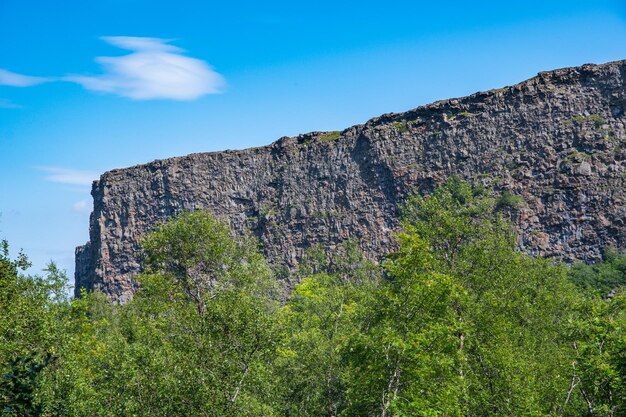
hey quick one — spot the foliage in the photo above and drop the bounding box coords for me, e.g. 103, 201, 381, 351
38, 212, 281, 416
318, 131, 342, 142
1, 184, 625, 416
276, 242, 380, 416
343, 179, 580, 416
0, 354, 52, 416
0, 240, 71, 416
392, 121, 409, 133
568, 291, 626, 416
344, 251, 467, 416
142, 211, 275, 315
571, 114, 607, 128
494, 190, 525, 211
569, 248, 626, 294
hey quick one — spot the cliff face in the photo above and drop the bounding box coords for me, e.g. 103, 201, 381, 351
76, 59, 626, 302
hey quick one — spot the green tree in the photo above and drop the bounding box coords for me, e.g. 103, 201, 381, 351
0, 240, 71, 416
6, 185, 626, 417
344, 242, 467, 416
344, 180, 581, 416
276, 242, 380, 416
40, 212, 280, 416
568, 291, 626, 416
142, 211, 272, 316
569, 248, 626, 294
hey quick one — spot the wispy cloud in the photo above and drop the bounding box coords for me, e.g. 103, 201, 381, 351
0, 69, 51, 87
36, 167, 99, 186
73, 200, 91, 213
0, 98, 23, 109
66, 36, 225, 100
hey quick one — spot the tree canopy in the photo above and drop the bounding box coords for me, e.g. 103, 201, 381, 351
1, 183, 625, 416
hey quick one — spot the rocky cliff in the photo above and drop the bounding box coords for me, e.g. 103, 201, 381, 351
76, 59, 626, 302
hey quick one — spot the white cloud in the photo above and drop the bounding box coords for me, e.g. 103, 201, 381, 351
0, 69, 50, 87
66, 36, 225, 100
36, 166, 99, 186
73, 200, 91, 213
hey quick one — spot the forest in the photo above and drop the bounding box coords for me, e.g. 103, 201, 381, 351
1, 180, 625, 416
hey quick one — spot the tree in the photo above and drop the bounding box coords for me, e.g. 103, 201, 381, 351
343, 179, 581, 416
569, 248, 626, 295
41, 211, 281, 416
0, 240, 71, 416
276, 242, 380, 417
6, 187, 625, 416
142, 211, 272, 316
138, 213, 280, 415
344, 248, 468, 416
567, 290, 626, 416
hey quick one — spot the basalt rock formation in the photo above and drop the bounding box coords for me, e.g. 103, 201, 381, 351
76, 59, 626, 302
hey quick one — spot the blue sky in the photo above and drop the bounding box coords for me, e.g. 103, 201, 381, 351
1, 0, 626, 285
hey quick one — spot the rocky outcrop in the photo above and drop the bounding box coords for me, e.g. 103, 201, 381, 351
76, 59, 626, 302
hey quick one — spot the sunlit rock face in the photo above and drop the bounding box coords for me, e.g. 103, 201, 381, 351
76, 59, 626, 302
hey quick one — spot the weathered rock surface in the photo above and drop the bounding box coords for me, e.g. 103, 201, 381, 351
76, 59, 626, 302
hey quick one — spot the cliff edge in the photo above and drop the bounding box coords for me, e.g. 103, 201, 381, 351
76, 59, 626, 302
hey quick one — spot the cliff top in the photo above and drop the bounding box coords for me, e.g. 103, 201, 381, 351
95, 58, 626, 188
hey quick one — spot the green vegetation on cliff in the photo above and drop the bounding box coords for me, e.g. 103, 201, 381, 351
1, 181, 625, 416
